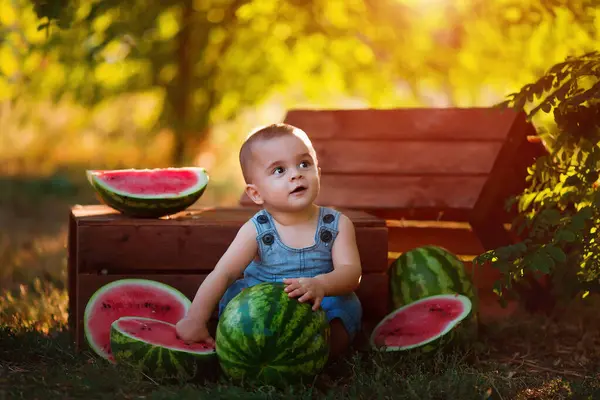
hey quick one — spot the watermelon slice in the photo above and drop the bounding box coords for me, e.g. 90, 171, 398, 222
370, 294, 472, 352
110, 316, 216, 382
83, 279, 192, 362
86, 167, 209, 218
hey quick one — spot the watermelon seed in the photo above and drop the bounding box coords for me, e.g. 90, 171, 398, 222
388, 329, 423, 337
429, 306, 453, 317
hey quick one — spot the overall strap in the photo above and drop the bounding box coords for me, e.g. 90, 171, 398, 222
250, 209, 276, 247
317, 206, 341, 247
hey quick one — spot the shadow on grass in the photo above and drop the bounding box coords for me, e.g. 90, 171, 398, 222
2, 325, 599, 400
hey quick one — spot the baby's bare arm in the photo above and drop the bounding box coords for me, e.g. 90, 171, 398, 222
185, 220, 258, 323
314, 214, 362, 296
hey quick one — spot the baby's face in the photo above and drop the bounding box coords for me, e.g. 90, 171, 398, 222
246, 134, 320, 212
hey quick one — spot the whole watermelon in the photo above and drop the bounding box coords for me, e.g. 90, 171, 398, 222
388, 245, 479, 346
216, 282, 330, 387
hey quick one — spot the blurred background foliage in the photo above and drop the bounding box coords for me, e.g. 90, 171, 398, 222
3, 1, 599, 180
1, 0, 599, 328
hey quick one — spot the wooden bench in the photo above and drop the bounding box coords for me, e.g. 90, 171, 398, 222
241, 107, 545, 310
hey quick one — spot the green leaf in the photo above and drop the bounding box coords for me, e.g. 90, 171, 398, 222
578, 206, 594, 220
571, 206, 594, 230
529, 252, 553, 274
540, 208, 562, 226
545, 244, 567, 263
518, 192, 537, 212
593, 190, 600, 206
556, 229, 577, 243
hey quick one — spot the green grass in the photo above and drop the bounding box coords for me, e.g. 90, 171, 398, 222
2, 323, 599, 400
1, 172, 600, 399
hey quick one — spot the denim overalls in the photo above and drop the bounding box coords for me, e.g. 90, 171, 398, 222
217, 206, 363, 340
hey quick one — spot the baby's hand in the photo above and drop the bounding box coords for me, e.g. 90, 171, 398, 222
283, 277, 325, 311
175, 317, 214, 345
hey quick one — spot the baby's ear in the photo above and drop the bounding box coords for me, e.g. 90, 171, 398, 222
245, 184, 264, 205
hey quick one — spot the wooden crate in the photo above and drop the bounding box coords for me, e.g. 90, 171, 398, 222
68, 205, 388, 351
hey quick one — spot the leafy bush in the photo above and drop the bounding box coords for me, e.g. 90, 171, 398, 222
475, 51, 600, 306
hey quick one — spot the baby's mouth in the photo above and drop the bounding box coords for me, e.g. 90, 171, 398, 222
290, 186, 307, 195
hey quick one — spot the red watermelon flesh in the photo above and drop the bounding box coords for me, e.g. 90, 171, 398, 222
86, 167, 209, 218
93, 169, 199, 195
84, 279, 191, 363
371, 294, 472, 351
114, 317, 215, 352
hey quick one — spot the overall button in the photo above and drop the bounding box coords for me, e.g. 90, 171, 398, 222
323, 214, 335, 224
320, 230, 333, 243
262, 233, 274, 245
257, 214, 268, 224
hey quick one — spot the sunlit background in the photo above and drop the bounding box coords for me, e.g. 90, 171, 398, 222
0, 0, 598, 334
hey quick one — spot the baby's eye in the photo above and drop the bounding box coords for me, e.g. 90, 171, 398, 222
299, 161, 310, 168
273, 166, 285, 175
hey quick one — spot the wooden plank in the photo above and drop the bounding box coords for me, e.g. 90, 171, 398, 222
77, 224, 237, 273
355, 227, 389, 273
387, 226, 485, 256
241, 198, 475, 221
356, 273, 390, 322
284, 108, 521, 141
72, 205, 386, 228
75, 221, 388, 274
239, 193, 471, 221
364, 208, 472, 222
75, 274, 207, 351
469, 112, 544, 249
315, 175, 486, 210
312, 140, 503, 175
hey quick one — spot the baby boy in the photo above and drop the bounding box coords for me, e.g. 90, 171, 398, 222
175, 123, 363, 358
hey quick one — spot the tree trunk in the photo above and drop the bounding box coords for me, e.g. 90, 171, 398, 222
171, 0, 194, 166
168, 0, 242, 165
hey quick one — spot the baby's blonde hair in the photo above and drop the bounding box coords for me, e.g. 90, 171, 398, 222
239, 123, 316, 184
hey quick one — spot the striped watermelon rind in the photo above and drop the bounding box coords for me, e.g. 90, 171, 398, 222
216, 282, 330, 387
388, 245, 479, 343
110, 316, 217, 382
370, 294, 472, 352
86, 167, 209, 218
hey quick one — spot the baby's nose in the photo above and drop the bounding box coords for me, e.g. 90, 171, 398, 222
290, 168, 303, 179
